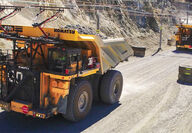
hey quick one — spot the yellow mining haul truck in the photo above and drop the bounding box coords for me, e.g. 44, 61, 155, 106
175, 24, 192, 50
0, 25, 133, 121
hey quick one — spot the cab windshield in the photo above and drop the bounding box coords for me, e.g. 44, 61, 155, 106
48, 48, 68, 73
52, 51, 66, 62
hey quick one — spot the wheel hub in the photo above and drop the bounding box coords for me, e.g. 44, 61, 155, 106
78, 91, 88, 112
113, 82, 119, 96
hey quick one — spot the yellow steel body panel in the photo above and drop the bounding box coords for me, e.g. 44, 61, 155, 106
40, 68, 99, 107
0, 25, 94, 41
11, 100, 32, 114
0, 68, 6, 82
10, 100, 46, 118
79, 68, 100, 77
43, 72, 77, 80
176, 24, 192, 28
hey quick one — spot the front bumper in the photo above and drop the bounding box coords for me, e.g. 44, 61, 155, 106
0, 100, 50, 119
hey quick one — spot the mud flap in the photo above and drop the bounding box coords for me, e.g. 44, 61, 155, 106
57, 95, 68, 114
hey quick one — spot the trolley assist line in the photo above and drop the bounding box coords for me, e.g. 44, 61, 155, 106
0, 6, 23, 33
32, 6, 68, 38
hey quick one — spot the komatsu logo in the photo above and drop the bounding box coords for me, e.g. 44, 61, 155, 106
54, 29, 75, 34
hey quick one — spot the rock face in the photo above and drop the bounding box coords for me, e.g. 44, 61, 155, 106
64, 24, 107, 39
0, 0, 177, 53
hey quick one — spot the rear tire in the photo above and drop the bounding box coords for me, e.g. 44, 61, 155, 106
63, 80, 93, 122
100, 70, 123, 104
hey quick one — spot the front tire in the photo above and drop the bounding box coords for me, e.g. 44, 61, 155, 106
63, 80, 93, 122
100, 70, 123, 104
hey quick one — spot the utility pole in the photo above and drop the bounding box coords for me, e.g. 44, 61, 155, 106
159, 24, 162, 50
187, 4, 189, 24
158, 0, 164, 51
96, 10, 100, 34
153, 0, 165, 56
137, 0, 141, 10
95, 0, 100, 34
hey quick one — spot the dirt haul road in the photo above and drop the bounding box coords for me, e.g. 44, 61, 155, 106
0, 48, 192, 133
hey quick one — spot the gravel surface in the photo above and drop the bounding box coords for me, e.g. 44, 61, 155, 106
84, 48, 192, 133
0, 48, 192, 133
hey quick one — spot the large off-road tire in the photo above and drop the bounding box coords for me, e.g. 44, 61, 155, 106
100, 70, 123, 104
63, 80, 93, 122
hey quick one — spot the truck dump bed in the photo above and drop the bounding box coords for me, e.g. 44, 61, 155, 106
101, 38, 133, 72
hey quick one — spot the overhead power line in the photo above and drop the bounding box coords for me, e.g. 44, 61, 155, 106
1, 0, 188, 18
